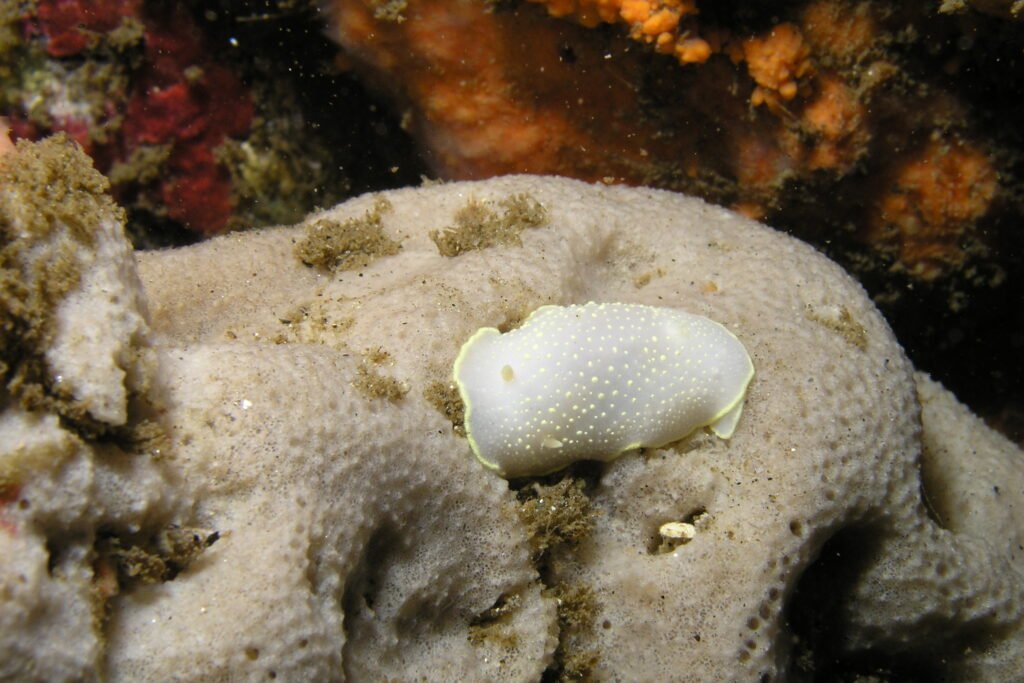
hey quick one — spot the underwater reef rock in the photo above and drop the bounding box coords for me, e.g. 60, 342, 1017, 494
2, 137, 1022, 681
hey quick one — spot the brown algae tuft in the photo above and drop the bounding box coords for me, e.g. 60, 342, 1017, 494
550, 582, 600, 682
804, 303, 868, 350
516, 476, 595, 561
353, 347, 407, 401
430, 193, 547, 257
467, 591, 522, 648
424, 380, 465, 434
295, 196, 399, 272
96, 525, 220, 587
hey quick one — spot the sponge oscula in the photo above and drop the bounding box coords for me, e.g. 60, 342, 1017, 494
454, 302, 755, 477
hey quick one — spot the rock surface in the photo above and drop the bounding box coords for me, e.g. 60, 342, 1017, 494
1, 143, 1021, 681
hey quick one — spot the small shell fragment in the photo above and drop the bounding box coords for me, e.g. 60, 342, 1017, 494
659, 521, 697, 541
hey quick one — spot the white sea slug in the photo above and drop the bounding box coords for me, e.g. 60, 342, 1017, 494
453, 302, 755, 478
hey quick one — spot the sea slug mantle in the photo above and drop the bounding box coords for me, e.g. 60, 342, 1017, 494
454, 301, 755, 478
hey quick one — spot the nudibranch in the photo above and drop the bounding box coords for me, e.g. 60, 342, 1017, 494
453, 302, 755, 478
